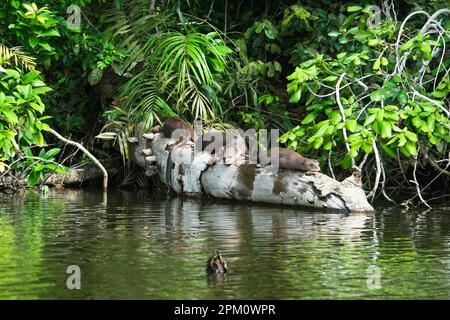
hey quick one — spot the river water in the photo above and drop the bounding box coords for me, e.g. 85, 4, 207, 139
0, 189, 450, 299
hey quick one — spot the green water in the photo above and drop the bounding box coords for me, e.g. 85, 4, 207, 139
1, 189, 450, 299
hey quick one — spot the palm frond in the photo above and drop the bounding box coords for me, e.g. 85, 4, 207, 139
0, 44, 36, 70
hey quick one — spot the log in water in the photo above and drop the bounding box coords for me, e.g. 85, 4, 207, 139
133, 132, 374, 213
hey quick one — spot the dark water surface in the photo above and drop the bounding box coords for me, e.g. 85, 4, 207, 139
1, 189, 450, 299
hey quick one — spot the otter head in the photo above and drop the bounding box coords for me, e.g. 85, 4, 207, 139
305, 159, 321, 172
208, 250, 227, 273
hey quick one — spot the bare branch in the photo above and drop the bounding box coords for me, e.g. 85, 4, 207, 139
48, 129, 108, 190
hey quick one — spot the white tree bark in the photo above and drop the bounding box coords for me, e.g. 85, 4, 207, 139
132, 132, 374, 213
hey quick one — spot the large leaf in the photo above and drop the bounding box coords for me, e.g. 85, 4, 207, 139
88, 67, 103, 86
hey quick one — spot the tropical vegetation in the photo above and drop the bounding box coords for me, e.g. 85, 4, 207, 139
0, 0, 449, 207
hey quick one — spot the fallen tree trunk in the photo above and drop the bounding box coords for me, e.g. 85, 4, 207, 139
44, 164, 104, 186
0, 164, 103, 190
132, 132, 374, 213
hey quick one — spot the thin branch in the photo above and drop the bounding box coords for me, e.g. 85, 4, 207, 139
335, 72, 356, 169
367, 141, 381, 201
48, 129, 108, 190
410, 158, 431, 208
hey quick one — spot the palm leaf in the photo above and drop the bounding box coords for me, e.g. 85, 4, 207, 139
0, 44, 36, 70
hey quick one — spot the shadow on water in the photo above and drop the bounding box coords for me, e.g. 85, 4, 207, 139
0, 188, 450, 299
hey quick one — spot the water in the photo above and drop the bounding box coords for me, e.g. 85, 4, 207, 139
0, 189, 450, 299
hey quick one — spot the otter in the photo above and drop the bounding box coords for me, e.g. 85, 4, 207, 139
271, 147, 321, 172
162, 117, 197, 185
206, 250, 228, 274
198, 130, 247, 165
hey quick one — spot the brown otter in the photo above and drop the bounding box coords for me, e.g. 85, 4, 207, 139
206, 250, 228, 274
271, 147, 321, 172
162, 117, 197, 184
198, 130, 247, 165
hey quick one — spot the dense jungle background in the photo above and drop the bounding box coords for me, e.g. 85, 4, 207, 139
0, 0, 449, 207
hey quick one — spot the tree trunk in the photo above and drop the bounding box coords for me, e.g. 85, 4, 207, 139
132, 132, 374, 213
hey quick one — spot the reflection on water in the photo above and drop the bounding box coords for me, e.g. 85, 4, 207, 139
0, 189, 450, 299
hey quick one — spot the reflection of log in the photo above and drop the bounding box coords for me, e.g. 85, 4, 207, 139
133, 132, 374, 213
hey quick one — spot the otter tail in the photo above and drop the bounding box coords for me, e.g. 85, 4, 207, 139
166, 138, 188, 186
166, 148, 175, 185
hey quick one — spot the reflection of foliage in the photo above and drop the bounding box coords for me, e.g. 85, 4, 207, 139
2, 193, 450, 299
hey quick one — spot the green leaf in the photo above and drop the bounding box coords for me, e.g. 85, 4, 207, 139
397, 90, 407, 104
381, 144, 396, 158
32, 163, 46, 172
364, 114, 376, 126
314, 123, 329, 138
88, 68, 103, 86
38, 29, 60, 37
289, 88, 302, 103
347, 6, 363, 12
381, 122, 392, 138
373, 59, 381, 71
376, 109, 384, 122
55, 166, 69, 174
29, 102, 45, 113
323, 76, 338, 82
346, 119, 358, 132
404, 131, 418, 142
38, 42, 52, 51
27, 171, 41, 187
323, 141, 333, 150
426, 117, 435, 134
302, 111, 319, 125
431, 91, 447, 98
1, 109, 18, 124
328, 31, 340, 38
392, 75, 403, 83
400, 39, 415, 51
362, 141, 373, 154
368, 38, 383, 46
338, 37, 350, 44
11, 0, 20, 9
398, 134, 407, 147
370, 89, 385, 102
341, 13, 358, 29
405, 141, 417, 156
264, 28, 278, 40
313, 137, 323, 149
44, 148, 61, 159
420, 42, 432, 60
29, 37, 38, 48
22, 71, 40, 84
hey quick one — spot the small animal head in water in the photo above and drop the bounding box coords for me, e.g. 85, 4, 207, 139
206, 250, 228, 274
305, 160, 321, 172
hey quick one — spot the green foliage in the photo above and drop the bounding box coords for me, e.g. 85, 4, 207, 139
0, 44, 36, 71
21, 148, 69, 186
0, 58, 51, 158
7, 3, 60, 67
120, 31, 233, 123
1, 0, 448, 196
281, 5, 449, 171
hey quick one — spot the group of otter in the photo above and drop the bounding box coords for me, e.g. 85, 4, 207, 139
153, 117, 321, 185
